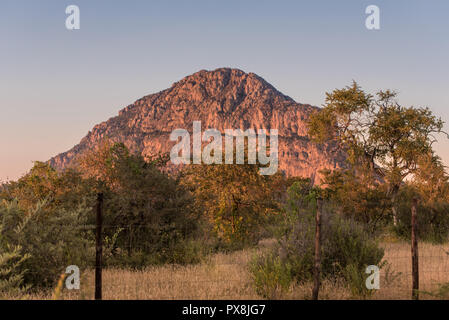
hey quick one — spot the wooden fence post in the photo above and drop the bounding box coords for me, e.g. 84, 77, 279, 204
95, 193, 103, 300
411, 197, 419, 300
312, 197, 322, 300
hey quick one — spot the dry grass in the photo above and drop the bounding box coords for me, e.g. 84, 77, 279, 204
374, 242, 449, 299
16, 240, 449, 300
23, 241, 272, 300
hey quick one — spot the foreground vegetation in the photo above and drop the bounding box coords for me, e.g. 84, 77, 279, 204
5, 239, 449, 300
1, 82, 449, 299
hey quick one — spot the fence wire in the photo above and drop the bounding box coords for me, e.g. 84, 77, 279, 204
4, 206, 449, 300
40, 228, 449, 300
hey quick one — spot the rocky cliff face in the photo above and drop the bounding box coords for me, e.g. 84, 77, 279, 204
49, 68, 344, 181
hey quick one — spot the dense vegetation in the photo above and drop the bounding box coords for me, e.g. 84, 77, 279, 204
1, 82, 448, 298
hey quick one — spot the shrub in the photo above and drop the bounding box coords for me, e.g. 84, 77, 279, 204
250, 202, 384, 298
321, 215, 384, 279
342, 263, 382, 299
394, 197, 449, 243
281, 211, 383, 279
249, 253, 293, 299
106, 238, 207, 268
76, 142, 202, 266
0, 245, 30, 296
0, 199, 95, 289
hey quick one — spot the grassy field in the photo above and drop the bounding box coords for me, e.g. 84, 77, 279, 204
21, 240, 449, 300
376, 241, 449, 299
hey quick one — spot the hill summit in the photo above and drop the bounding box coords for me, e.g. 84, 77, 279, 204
49, 68, 344, 180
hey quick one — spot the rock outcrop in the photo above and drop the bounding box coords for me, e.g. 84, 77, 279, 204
49, 68, 345, 181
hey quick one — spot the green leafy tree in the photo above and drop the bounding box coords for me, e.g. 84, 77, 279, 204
78, 142, 198, 263
1, 162, 95, 212
413, 152, 449, 202
181, 156, 285, 246
308, 82, 444, 225
392, 153, 449, 243
320, 169, 391, 233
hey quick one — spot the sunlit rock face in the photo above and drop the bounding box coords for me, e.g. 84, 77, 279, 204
49, 68, 345, 182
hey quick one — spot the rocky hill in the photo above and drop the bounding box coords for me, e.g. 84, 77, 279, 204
49, 68, 345, 181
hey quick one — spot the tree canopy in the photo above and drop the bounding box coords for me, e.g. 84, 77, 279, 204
308, 82, 445, 225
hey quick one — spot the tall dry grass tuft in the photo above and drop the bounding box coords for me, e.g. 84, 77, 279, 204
52, 273, 66, 300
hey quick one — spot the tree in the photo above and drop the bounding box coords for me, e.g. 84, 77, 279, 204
180, 154, 285, 246
320, 169, 391, 233
1, 162, 95, 212
413, 152, 449, 203
2, 141, 199, 266
308, 82, 444, 225
395, 152, 449, 242
78, 141, 197, 262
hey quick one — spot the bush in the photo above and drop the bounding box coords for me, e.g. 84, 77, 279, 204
250, 199, 384, 298
0, 201, 31, 296
0, 245, 30, 296
280, 211, 383, 279
394, 196, 449, 243
249, 253, 293, 299
321, 215, 384, 279
0, 199, 95, 289
106, 238, 207, 268
76, 142, 202, 267
342, 263, 382, 299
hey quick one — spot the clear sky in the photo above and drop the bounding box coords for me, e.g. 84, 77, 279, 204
1, 0, 448, 181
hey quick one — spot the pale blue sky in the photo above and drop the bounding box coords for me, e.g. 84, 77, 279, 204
1, 0, 449, 180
